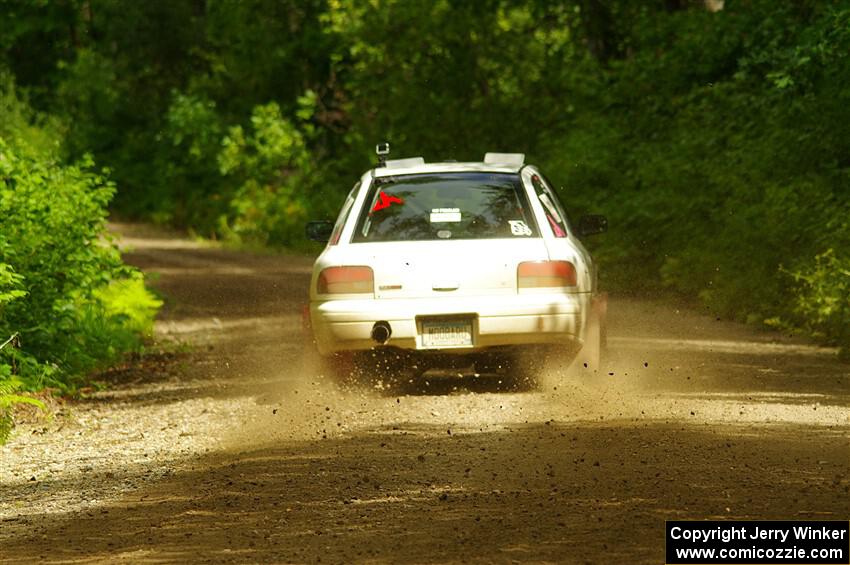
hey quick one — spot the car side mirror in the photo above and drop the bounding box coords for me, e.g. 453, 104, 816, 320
305, 220, 334, 242
577, 215, 608, 237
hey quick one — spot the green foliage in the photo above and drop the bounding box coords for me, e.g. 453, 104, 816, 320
1, 0, 848, 353
155, 92, 226, 228
785, 251, 850, 357
0, 262, 34, 443
534, 1, 850, 354
0, 134, 160, 388
0, 72, 160, 433
0, 71, 62, 156
218, 102, 311, 246
95, 277, 162, 337
0, 366, 45, 445
0, 264, 26, 306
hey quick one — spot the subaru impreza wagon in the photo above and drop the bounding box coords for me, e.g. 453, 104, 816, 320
303, 150, 607, 384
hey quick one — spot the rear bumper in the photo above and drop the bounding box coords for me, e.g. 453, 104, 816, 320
309, 293, 587, 355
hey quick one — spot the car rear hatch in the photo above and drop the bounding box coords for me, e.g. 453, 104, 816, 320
343, 238, 551, 299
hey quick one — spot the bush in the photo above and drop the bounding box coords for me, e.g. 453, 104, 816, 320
0, 74, 160, 442
785, 250, 850, 358
537, 1, 850, 352
209, 101, 313, 246
0, 365, 43, 445
0, 263, 39, 443
0, 136, 161, 390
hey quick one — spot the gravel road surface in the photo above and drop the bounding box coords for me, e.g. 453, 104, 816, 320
1, 224, 847, 564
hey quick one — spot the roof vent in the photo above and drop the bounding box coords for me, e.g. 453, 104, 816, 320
484, 152, 525, 166
385, 157, 425, 169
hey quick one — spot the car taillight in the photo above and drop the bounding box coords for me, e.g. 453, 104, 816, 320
517, 261, 577, 288
318, 266, 374, 294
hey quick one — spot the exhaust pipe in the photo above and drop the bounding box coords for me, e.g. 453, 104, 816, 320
371, 321, 392, 344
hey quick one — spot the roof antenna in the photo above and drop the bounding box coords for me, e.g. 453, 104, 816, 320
376, 142, 390, 167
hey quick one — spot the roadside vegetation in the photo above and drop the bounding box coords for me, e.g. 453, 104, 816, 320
0, 75, 160, 441
1, 0, 848, 436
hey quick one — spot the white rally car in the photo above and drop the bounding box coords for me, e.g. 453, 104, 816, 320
303, 149, 607, 384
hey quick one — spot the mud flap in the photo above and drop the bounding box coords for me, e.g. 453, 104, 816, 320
572, 292, 608, 374
592, 292, 608, 354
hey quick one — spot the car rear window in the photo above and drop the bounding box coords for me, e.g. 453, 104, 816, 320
351, 172, 538, 242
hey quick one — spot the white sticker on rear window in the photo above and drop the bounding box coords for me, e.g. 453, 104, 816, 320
430, 208, 461, 223
509, 220, 532, 236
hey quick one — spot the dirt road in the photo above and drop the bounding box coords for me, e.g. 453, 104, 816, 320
1, 224, 848, 564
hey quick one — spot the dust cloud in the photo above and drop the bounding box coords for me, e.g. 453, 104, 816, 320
221, 294, 847, 456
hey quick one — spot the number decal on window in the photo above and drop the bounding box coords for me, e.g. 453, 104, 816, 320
509, 220, 532, 236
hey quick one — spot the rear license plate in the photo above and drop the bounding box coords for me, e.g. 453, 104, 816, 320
421, 319, 473, 348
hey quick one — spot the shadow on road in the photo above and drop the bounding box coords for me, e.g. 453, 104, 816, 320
4, 422, 848, 564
